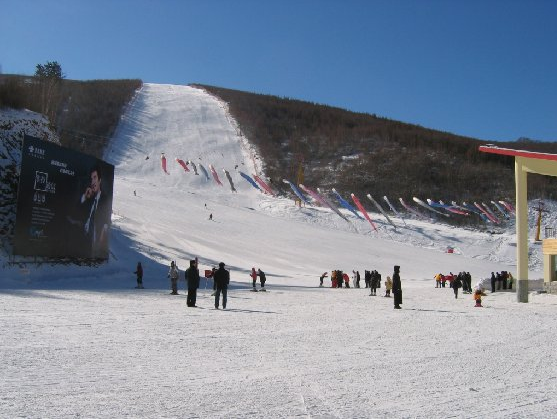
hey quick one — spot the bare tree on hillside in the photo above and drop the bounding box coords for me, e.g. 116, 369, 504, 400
34, 61, 64, 122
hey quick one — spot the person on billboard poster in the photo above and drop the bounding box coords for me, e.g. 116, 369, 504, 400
79, 164, 111, 258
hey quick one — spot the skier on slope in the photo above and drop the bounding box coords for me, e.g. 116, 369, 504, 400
161, 153, 169, 175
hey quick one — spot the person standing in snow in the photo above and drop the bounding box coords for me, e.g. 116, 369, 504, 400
168, 261, 179, 295
384, 276, 392, 297
452, 274, 462, 299
207, 267, 217, 294
392, 265, 402, 309
214, 262, 230, 309
490, 272, 496, 293
473, 287, 484, 307
250, 267, 257, 290
343, 272, 350, 288
319, 272, 328, 287
364, 270, 371, 288
370, 270, 378, 296
185, 259, 200, 307
257, 268, 267, 290
331, 270, 338, 288
134, 262, 144, 289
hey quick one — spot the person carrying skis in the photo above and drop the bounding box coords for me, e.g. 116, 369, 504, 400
134, 262, 144, 289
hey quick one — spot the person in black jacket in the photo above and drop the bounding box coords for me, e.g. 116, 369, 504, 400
452, 274, 462, 299
490, 272, 496, 293
258, 268, 266, 290
392, 265, 402, 309
214, 262, 230, 309
185, 259, 200, 307
134, 262, 144, 289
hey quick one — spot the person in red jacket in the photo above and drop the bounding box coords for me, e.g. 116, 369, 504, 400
250, 267, 257, 290
343, 272, 350, 288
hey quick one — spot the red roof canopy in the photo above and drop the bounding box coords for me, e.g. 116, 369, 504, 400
479, 145, 557, 162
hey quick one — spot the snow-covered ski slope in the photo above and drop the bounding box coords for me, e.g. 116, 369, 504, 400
103, 83, 531, 284
3, 84, 557, 418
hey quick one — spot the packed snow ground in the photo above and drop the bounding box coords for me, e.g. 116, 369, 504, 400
2, 84, 557, 418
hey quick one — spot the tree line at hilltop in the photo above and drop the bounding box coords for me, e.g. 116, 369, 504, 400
0, 61, 141, 158
196, 84, 557, 226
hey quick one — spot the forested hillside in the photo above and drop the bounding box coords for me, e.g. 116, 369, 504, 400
196, 84, 557, 211
3, 75, 557, 227
0, 74, 141, 158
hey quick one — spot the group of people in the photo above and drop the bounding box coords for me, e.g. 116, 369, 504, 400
167, 260, 201, 306
133, 259, 231, 309
364, 270, 382, 295
490, 271, 513, 293
250, 267, 267, 291
330, 270, 351, 288
134, 261, 407, 310
321, 266, 402, 309
434, 272, 473, 299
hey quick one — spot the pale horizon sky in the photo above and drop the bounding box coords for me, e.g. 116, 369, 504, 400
1, 0, 556, 142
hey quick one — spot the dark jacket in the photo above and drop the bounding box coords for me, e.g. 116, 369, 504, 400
392, 266, 402, 305
185, 267, 200, 290
214, 267, 230, 289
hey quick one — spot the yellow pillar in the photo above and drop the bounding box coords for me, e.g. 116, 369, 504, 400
515, 157, 529, 302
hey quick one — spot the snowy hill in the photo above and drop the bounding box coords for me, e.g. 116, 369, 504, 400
0, 83, 550, 285
104, 83, 536, 286
3, 84, 557, 418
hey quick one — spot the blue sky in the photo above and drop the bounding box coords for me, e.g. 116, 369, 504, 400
1, 0, 556, 142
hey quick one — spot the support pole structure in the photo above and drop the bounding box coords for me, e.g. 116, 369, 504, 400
515, 157, 529, 303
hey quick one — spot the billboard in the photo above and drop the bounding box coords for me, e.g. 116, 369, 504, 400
13, 135, 114, 259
